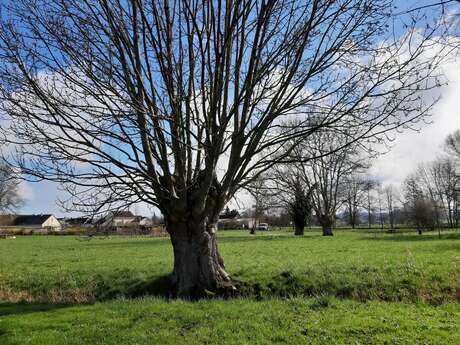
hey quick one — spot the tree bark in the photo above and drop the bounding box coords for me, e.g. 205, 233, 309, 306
294, 224, 305, 236
318, 214, 334, 236
322, 226, 334, 236
168, 221, 232, 298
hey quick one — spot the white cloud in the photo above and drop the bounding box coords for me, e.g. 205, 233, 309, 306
18, 180, 34, 201
370, 59, 460, 187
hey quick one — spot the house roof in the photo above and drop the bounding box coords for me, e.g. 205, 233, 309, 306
65, 217, 90, 225
0, 215, 17, 226
0, 214, 56, 226
93, 217, 106, 225
111, 211, 135, 218
14, 215, 54, 226
0, 214, 57, 226
219, 210, 240, 220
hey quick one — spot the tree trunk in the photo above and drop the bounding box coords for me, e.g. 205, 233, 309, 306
168, 221, 232, 298
294, 224, 305, 236
318, 214, 334, 236
322, 225, 334, 236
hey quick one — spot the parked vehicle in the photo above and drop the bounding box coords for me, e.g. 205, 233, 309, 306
256, 223, 269, 231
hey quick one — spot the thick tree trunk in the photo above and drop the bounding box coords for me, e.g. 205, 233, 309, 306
294, 224, 305, 236
168, 221, 232, 298
322, 226, 334, 236
294, 219, 305, 236
318, 214, 334, 236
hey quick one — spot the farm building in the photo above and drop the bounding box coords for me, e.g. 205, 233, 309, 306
0, 214, 62, 232
218, 216, 255, 230
60, 217, 93, 228
134, 216, 154, 227
95, 211, 157, 234
101, 211, 137, 228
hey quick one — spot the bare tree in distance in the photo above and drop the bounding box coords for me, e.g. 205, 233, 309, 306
342, 173, 372, 229
403, 174, 436, 234
384, 185, 397, 230
245, 175, 274, 234
376, 182, 386, 229
363, 178, 379, 228
285, 131, 368, 236
445, 130, 460, 158
0, 0, 451, 297
288, 180, 314, 236
271, 166, 315, 236
408, 157, 459, 231
0, 163, 24, 213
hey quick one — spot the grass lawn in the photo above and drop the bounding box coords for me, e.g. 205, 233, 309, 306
0, 229, 459, 344
1, 298, 459, 345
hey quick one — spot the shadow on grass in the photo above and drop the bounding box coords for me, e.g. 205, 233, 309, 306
3, 264, 459, 308
0, 302, 71, 317
361, 232, 460, 242
0, 275, 174, 316
93, 273, 173, 301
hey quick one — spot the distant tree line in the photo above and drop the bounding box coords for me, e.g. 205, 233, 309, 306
241, 129, 460, 236
400, 130, 460, 234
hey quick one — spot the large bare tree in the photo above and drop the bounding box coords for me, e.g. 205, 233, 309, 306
0, 0, 450, 296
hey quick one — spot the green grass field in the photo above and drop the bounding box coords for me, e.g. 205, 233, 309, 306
1, 229, 459, 344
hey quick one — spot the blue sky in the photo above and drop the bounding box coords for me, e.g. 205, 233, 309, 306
10, 1, 460, 216
19, 181, 66, 216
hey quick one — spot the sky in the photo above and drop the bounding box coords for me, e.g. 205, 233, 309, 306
369, 58, 460, 186
10, 1, 460, 217
18, 58, 460, 217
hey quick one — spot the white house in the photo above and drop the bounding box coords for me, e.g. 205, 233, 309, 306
100, 211, 137, 229
138, 217, 154, 227
94, 211, 155, 233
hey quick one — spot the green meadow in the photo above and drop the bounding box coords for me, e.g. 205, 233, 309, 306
1, 230, 459, 344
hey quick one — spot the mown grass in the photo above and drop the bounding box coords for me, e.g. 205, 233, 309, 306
1, 230, 459, 303
1, 298, 459, 344
0, 229, 459, 344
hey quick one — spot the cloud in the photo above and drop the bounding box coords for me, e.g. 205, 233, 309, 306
370, 59, 460, 187
17, 180, 34, 201
18, 180, 62, 215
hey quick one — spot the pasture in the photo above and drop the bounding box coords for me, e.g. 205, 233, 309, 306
1, 229, 459, 344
